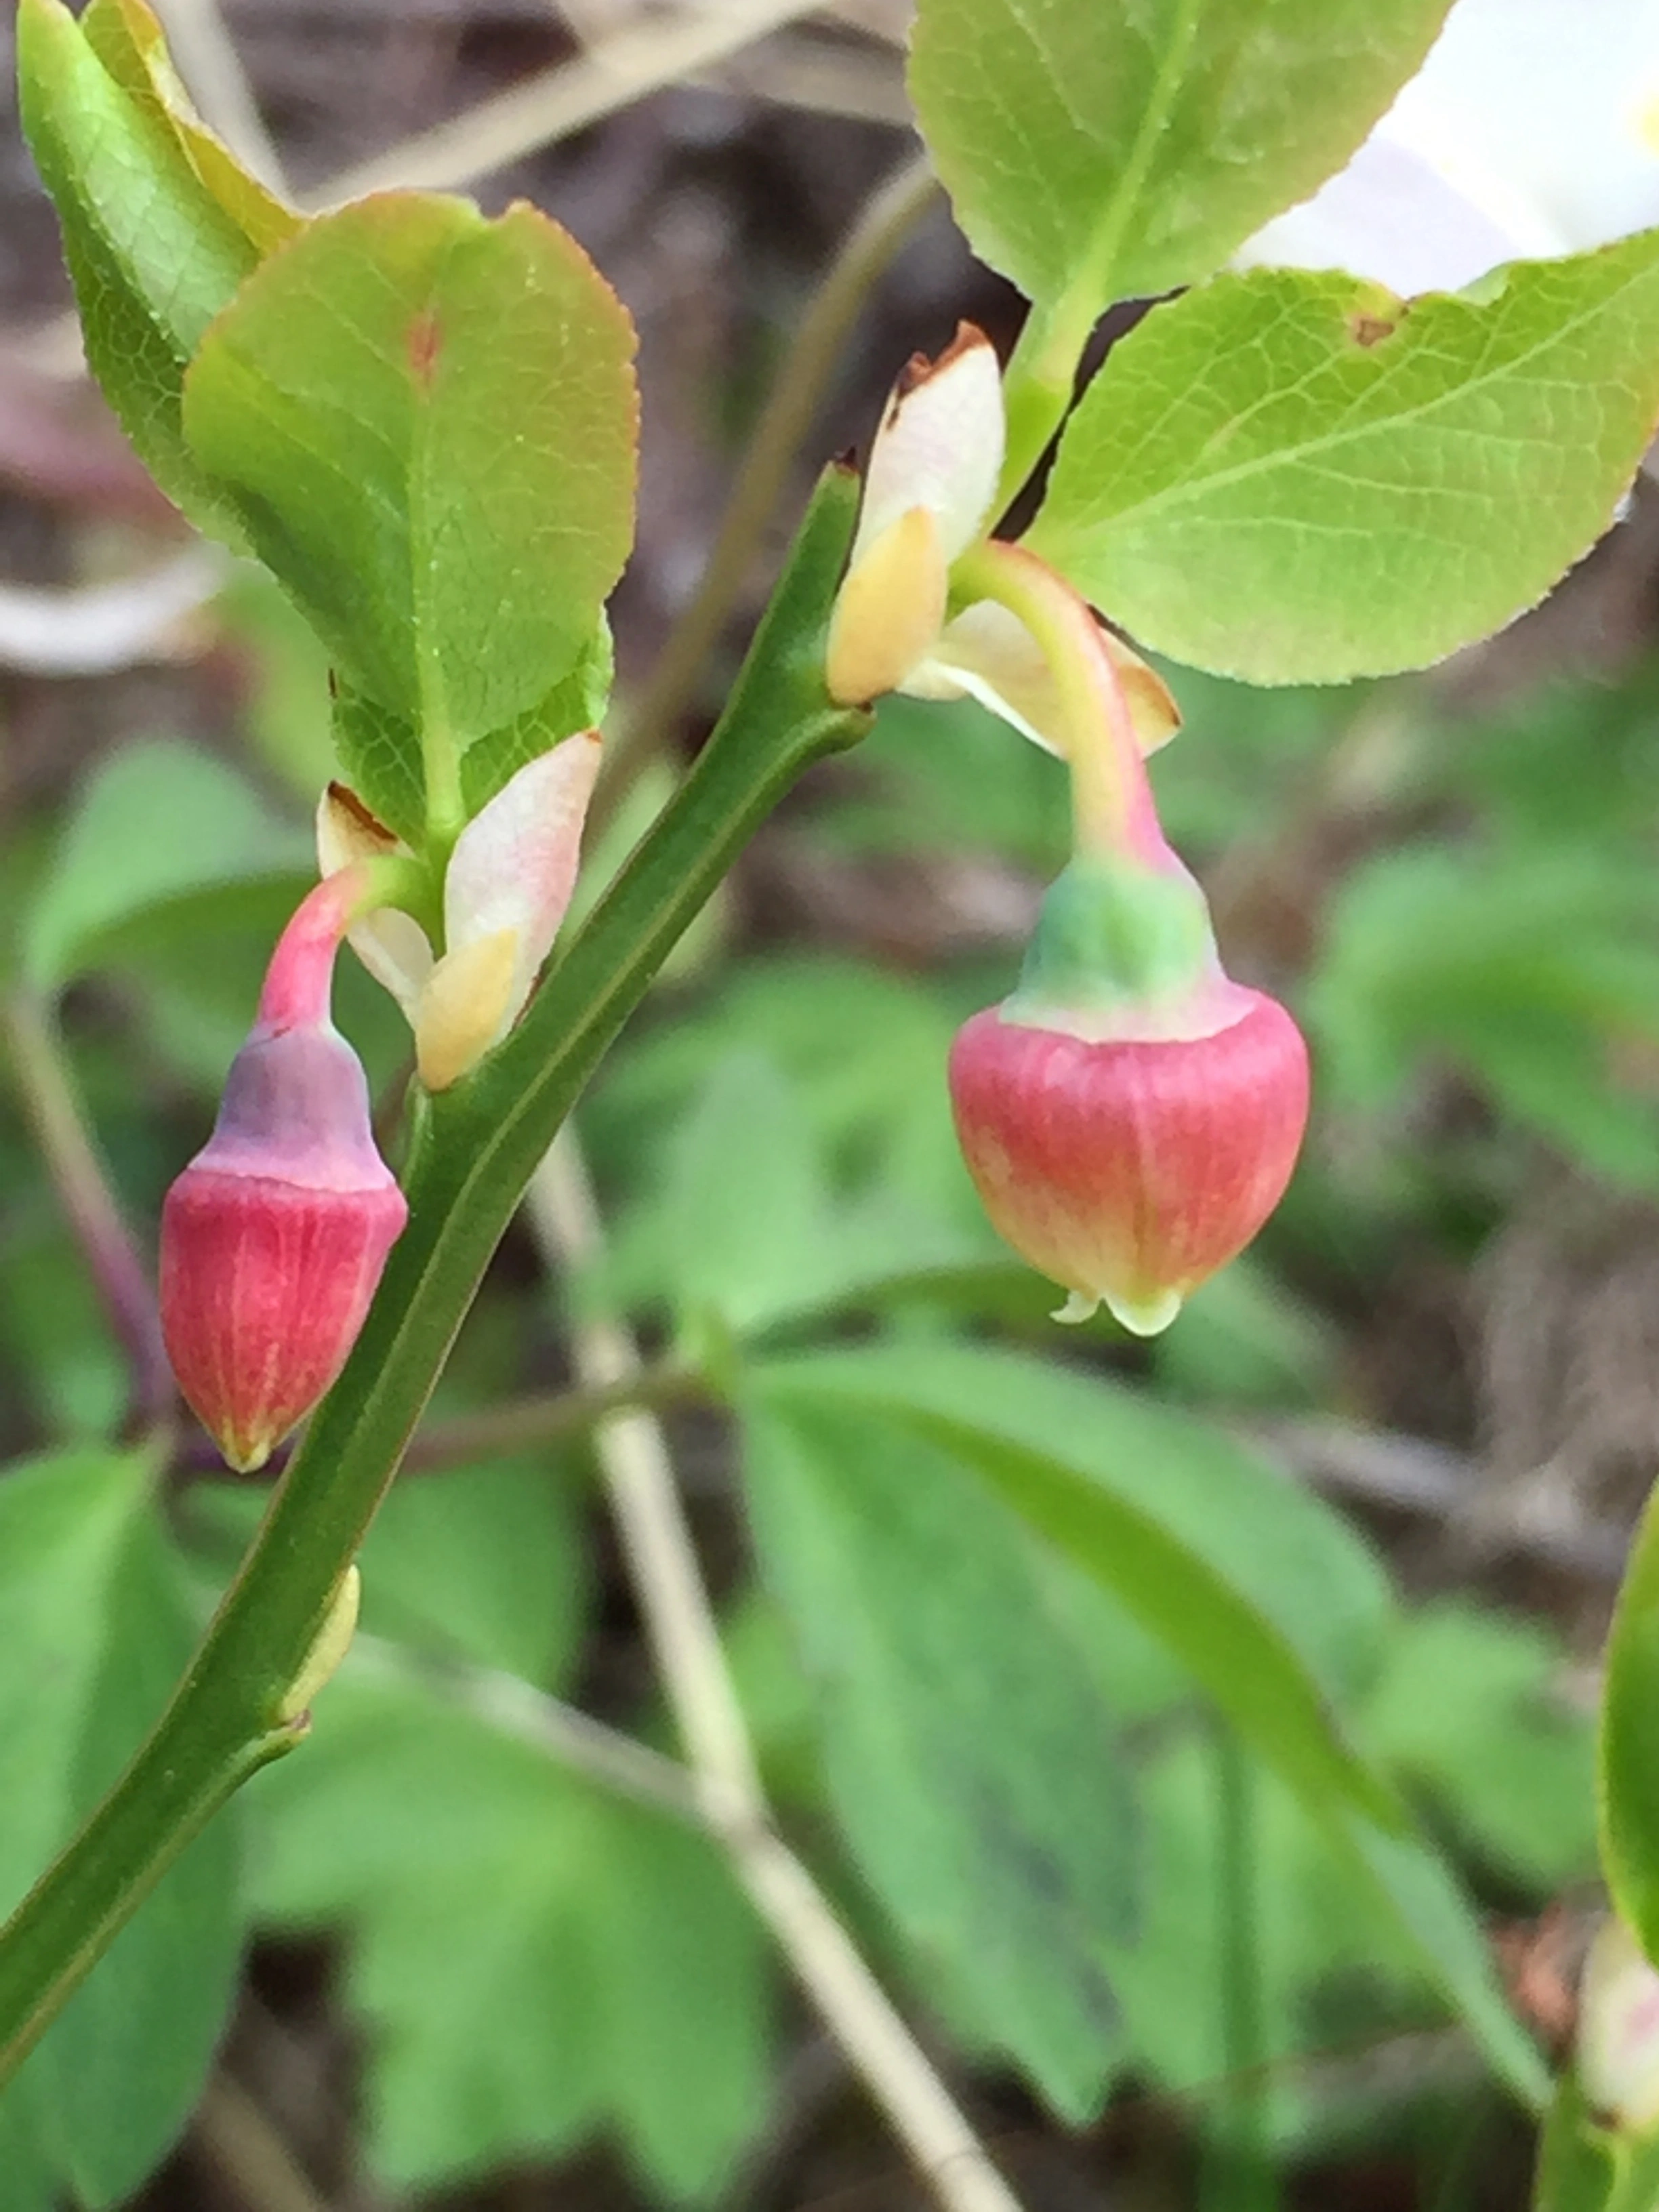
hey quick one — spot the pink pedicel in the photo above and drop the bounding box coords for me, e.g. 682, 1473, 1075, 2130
160, 871, 408, 1471
948, 988, 1309, 1334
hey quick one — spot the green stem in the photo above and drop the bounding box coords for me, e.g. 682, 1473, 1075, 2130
993, 0, 1202, 518
951, 538, 1170, 866
0, 466, 868, 2085
994, 299, 1090, 518
402, 1361, 703, 1473
1203, 1718, 1280, 2212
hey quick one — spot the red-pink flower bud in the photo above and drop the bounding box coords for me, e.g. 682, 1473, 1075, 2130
948, 856, 1309, 1332
160, 873, 407, 1470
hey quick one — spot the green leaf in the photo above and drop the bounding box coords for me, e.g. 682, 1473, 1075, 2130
747, 1348, 1548, 2106
1310, 842, 1659, 1189
1364, 1603, 1595, 1889
459, 615, 615, 817
741, 1387, 1137, 2118
182, 194, 638, 767
651, 1052, 830, 1335
1600, 1481, 1659, 1961
0, 1194, 127, 1439
907, 0, 1450, 312
16, 0, 262, 537
358, 1456, 591, 1687
1029, 240, 1659, 683
600, 1050, 981, 1346
1105, 1725, 1414, 2127
333, 617, 615, 847
756, 1339, 1392, 1712
1330, 1813, 1549, 2110
249, 1669, 770, 2199
79, 0, 300, 256
25, 737, 308, 992
329, 682, 429, 851
0, 1450, 242, 2205
592, 953, 972, 1226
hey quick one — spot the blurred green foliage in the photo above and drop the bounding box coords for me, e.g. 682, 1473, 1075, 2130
6, 567, 1649, 2203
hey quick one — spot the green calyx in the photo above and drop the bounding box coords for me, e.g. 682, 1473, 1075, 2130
1002, 854, 1221, 1033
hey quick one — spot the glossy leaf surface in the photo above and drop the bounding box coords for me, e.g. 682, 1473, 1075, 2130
183, 194, 637, 775
908, 0, 1450, 311
1031, 240, 1659, 682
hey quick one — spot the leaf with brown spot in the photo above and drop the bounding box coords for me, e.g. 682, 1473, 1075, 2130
183, 193, 638, 779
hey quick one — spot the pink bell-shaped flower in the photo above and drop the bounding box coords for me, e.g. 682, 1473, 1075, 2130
949, 912, 1309, 1332
933, 546, 1309, 1332
160, 867, 408, 1470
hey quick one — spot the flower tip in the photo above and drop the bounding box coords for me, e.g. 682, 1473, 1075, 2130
1050, 1279, 1183, 1336
853, 324, 1005, 573
220, 1427, 277, 1476
1104, 1284, 1184, 1337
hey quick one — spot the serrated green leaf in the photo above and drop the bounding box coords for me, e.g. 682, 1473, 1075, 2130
741, 1387, 1137, 2118
26, 738, 307, 993
330, 680, 429, 848
0, 1450, 243, 2206
16, 0, 260, 538
249, 1669, 769, 2199
183, 194, 638, 767
907, 0, 1450, 312
80, 0, 300, 256
1029, 239, 1659, 683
